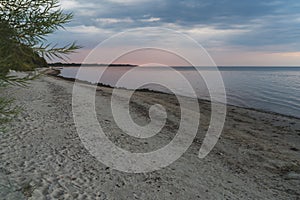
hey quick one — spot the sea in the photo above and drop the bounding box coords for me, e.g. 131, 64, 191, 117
59, 66, 300, 118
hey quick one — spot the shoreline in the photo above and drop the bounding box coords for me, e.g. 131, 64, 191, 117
0, 71, 299, 199
47, 68, 300, 121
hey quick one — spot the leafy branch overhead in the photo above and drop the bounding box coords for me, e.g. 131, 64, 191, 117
0, 0, 80, 130
0, 0, 81, 73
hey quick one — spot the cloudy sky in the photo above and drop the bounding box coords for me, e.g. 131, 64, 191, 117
48, 0, 300, 66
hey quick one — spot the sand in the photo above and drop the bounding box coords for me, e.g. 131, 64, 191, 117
0, 71, 299, 199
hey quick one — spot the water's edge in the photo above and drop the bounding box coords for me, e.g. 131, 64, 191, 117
46, 69, 300, 120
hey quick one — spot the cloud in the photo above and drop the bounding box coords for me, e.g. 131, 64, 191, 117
60, 0, 81, 9
185, 26, 249, 38
49, 0, 300, 64
105, 0, 154, 4
66, 25, 109, 34
272, 52, 300, 57
95, 17, 134, 24
60, 0, 96, 9
140, 17, 161, 22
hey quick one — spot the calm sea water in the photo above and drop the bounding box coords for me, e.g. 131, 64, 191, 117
59, 66, 300, 118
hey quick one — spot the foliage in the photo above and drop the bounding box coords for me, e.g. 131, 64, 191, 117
0, 0, 80, 73
0, 0, 80, 130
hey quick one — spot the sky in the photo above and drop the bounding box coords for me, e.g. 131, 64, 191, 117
48, 0, 300, 66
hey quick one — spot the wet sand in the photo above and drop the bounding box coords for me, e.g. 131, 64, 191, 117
0, 72, 299, 199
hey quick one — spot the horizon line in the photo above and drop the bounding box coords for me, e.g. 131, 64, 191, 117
48, 63, 300, 67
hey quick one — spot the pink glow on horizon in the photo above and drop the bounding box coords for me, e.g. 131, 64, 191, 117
52, 48, 300, 66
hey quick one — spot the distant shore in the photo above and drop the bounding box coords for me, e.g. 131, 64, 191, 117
48, 63, 300, 69
48, 63, 138, 67
0, 70, 299, 199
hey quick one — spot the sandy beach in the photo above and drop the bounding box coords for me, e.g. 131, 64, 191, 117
0, 72, 300, 199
